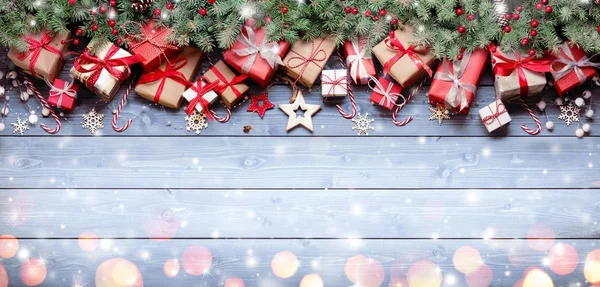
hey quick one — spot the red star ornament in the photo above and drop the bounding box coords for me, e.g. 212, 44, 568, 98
247, 93, 274, 118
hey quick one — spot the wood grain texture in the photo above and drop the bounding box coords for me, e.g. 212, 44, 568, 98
2, 188, 600, 239
1, 137, 598, 189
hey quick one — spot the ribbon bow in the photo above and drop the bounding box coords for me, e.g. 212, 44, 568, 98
234, 25, 284, 74
124, 21, 179, 66
17, 32, 63, 78
137, 57, 191, 103
44, 77, 77, 108
551, 42, 600, 85
185, 80, 220, 122
433, 52, 477, 112
491, 44, 552, 96
73, 44, 143, 90
285, 39, 328, 84
383, 32, 433, 77
482, 100, 508, 126
346, 39, 371, 85
368, 76, 405, 108
322, 70, 348, 97
206, 66, 248, 98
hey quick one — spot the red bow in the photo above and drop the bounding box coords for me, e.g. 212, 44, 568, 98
482, 100, 508, 126
17, 32, 63, 78
73, 44, 143, 90
185, 80, 220, 122
206, 66, 248, 98
137, 57, 191, 103
490, 44, 552, 96
383, 33, 433, 78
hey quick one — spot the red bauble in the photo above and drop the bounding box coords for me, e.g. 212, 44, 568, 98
529, 49, 536, 56
389, 31, 395, 38
467, 14, 474, 21
153, 8, 161, 15
545, 6, 553, 13
117, 38, 123, 45
264, 16, 271, 22
456, 8, 463, 16
521, 38, 530, 45
391, 18, 398, 25
281, 6, 288, 13
351, 8, 358, 14
207, 0, 215, 4
91, 24, 98, 31
60, 40, 65, 44
531, 20, 539, 28
373, 16, 379, 21
541, 0, 549, 4
68, 0, 76, 5
379, 9, 386, 16
73, 38, 80, 45
530, 30, 537, 37
516, 6, 523, 12
364, 11, 371, 16
456, 53, 463, 60
503, 26, 511, 33
504, 13, 511, 20
491, 59, 496, 64
344, 6, 351, 13
536, 3, 544, 10
199, 8, 207, 15
513, 13, 520, 20
112, 29, 118, 35
166, 2, 174, 10
76, 28, 83, 36
598, 25, 600, 33
108, 19, 116, 27
458, 26, 466, 33
110, 0, 117, 7
459, 47, 465, 53
99, 6, 106, 13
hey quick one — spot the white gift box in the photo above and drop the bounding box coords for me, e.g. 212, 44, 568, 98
320, 69, 348, 98
182, 80, 219, 114
479, 99, 512, 132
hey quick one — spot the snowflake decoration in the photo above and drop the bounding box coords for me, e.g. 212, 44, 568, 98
11, 117, 29, 135
351, 113, 374, 136
185, 110, 208, 135
82, 108, 104, 134
429, 105, 450, 125
558, 101, 580, 126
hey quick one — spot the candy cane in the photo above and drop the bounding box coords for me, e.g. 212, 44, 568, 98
18, 70, 61, 134
392, 79, 425, 126
210, 106, 232, 123
519, 98, 541, 135
334, 50, 357, 119
112, 79, 136, 132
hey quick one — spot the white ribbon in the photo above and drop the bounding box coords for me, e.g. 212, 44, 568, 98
233, 25, 284, 74
368, 76, 405, 108
433, 51, 477, 112
44, 77, 77, 108
346, 39, 371, 85
551, 42, 600, 85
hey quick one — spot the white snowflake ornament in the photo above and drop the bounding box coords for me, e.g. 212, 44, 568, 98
185, 110, 208, 135
429, 105, 450, 125
82, 108, 104, 134
11, 117, 29, 135
558, 102, 580, 126
351, 113, 374, 136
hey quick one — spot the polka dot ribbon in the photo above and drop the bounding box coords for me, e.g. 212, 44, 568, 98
383, 32, 433, 78
17, 32, 63, 78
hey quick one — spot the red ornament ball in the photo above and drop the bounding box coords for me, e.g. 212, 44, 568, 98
281, 6, 288, 13
117, 38, 123, 45
531, 20, 539, 28
491, 59, 496, 64
521, 38, 530, 45
153, 8, 161, 15
351, 8, 358, 15
456, 53, 463, 60
545, 6, 553, 13
199, 8, 207, 15
467, 14, 474, 21
166, 2, 174, 10
68, 0, 76, 5
459, 47, 465, 53
536, 3, 543, 10
503, 26, 511, 33
99, 6, 106, 13
513, 13, 520, 20
373, 16, 379, 21
391, 18, 398, 25
458, 26, 466, 33
110, 0, 116, 7
530, 30, 538, 37
76, 28, 84, 36
598, 25, 600, 33
529, 49, 536, 56
344, 6, 351, 13
60, 40, 65, 44
73, 38, 80, 45
541, 0, 549, 4
389, 31, 395, 38
364, 11, 371, 17
264, 16, 271, 22
516, 6, 523, 12
456, 8, 463, 16
379, 9, 386, 16
207, 0, 215, 4
108, 19, 116, 27
91, 24, 98, 31
111, 29, 118, 35
504, 13, 511, 20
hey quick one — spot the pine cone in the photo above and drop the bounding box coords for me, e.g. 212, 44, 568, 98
130, 0, 154, 13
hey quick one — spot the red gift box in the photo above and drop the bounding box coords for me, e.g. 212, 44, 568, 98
551, 42, 598, 96
47, 78, 79, 111
343, 39, 376, 85
369, 77, 403, 110
429, 49, 488, 114
128, 22, 180, 72
223, 24, 289, 88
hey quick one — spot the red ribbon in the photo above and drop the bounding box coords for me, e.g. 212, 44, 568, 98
285, 39, 328, 84
73, 44, 143, 91
124, 21, 178, 66
137, 57, 191, 103
383, 32, 433, 78
321, 70, 348, 96
185, 80, 220, 122
205, 66, 247, 99
490, 44, 552, 96
482, 100, 508, 126
17, 32, 63, 78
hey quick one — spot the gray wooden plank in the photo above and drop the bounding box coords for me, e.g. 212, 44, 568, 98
2, 189, 600, 239
1, 137, 598, 189
0, 238, 594, 286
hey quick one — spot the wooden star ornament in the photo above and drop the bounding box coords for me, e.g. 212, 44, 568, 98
247, 93, 274, 118
279, 90, 321, 132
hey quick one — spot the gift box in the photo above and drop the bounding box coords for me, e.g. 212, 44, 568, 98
47, 78, 79, 111
429, 49, 488, 114
479, 99, 511, 132
71, 40, 143, 102
135, 46, 203, 109
321, 69, 348, 98
369, 76, 403, 110
372, 26, 436, 88
127, 21, 180, 72
491, 46, 550, 102
182, 79, 219, 115
202, 61, 249, 108
223, 24, 289, 88
343, 39, 376, 85
281, 38, 336, 89
551, 42, 598, 96
8, 30, 71, 82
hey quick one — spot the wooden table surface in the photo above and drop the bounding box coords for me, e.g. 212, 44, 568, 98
0, 48, 599, 287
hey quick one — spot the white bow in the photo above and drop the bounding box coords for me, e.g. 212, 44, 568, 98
44, 77, 77, 108
368, 76, 405, 107
551, 42, 600, 85
433, 51, 477, 112
346, 39, 371, 85
234, 26, 284, 74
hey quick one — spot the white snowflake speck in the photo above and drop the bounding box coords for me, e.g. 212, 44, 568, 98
351, 113, 374, 136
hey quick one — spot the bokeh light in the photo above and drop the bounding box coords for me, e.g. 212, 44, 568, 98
547, 243, 578, 275
465, 264, 493, 287
0, 235, 19, 259
406, 260, 442, 287
181, 245, 212, 276
300, 274, 324, 287
78, 231, 99, 252
526, 224, 555, 252
20, 258, 47, 286
96, 258, 143, 287
271, 251, 299, 279
388, 278, 408, 287
224, 277, 245, 287
522, 268, 553, 287
143, 212, 179, 241
585, 249, 600, 283
163, 259, 180, 278
344, 254, 385, 287
453, 246, 482, 274
0, 263, 7, 287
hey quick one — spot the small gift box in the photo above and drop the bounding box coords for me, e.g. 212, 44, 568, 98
281, 38, 336, 89
479, 99, 511, 132
127, 21, 180, 72
202, 61, 249, 108
372, 26, 436, 88
135, 46, 203, 109
343, 39, 376, 85
71, 40, 143, 102
551, 42, 599, 96
8, 30, 71, 82
321, 69, 348, 98
182, 79, 219, 115
429, 49, 488, 114
223, 24, 289, 88
47, 78, 79, 111
369, 76, 403, 110
491, 45, 550, 102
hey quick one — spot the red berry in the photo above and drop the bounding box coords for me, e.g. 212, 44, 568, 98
344, 6, 351, 13
373, 16, 379, 21
199, 8, 207, 15
68, 0, 76, 5
541, 0, 549, 4
521, 38, 529, 45
504, 13, 511, 20
459, 47, 465, 53
281, 6, 288, 13
531, 20, 539, 28
264, 16, 271, 22
529, 49, 536, 56
458, 26, 466, 33
91, 24, 98, 31
598, 25, 600, 33
513, 13, 520, 20
391, 18, 398, 25
112, 29, 118, 35
491, 59, 496, 64
456, 8, 463, 16
166, 2, 174, 10
516, 6, 523, 12
153, 8, 161, 15
545, 6, 553, 13
379, 9, 386, 16
364, 11, 371, 16
503, 26, 511, 33
351, 8, 358, 15
76, 28, 84, 36
117, 38, 123, 45
389, 31, 395, 38
207, 0, 215, 4
456, 54, 463, 60
536, 3, 543, 10
99, 6, 106, 13
467, 14, 474, 21
108, 19, 116, 27
60, 40, 65, 44
73, 38, 80, 45
110, 0, 116, 7
530, 30, 537, 37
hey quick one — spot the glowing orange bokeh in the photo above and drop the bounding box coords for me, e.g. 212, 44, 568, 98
585, 249, 600, 283
20, 258, 47, 287
465, 264, 493, 287
163, 259, 180, 278
300, 274, 324, 287
344, 254, 385, 287
522, 268, 553, 287
96, 258, 143, 287
406, 260, 442, 287
453, 246, 482, 274
547, 243, 578, 275
0, 263, 7, 287
0, 234, 19, 259
271, 251, 299, 279
526, 224, 555, 252
181, 245, 213, 276
78, 231, 99, 252
224, 277, 245, 287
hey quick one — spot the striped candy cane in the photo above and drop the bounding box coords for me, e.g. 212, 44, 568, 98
335, 50, 357, 119
112, 79, 136, 132
519, 98, 541, 135
18, 71, 61, 134
392, 79, 425, 126
210, 106, 232, 123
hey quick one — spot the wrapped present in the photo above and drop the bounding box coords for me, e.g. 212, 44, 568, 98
71, 40, 143, 102
343, 39, 376, 85
7, 30, 71, 82
429, 49, 488, 114
369, 76, 403, 110
202, 61, 249, 108
320, 69, 348, 98
491, 45, 551, 101
135, 46, 203, 109
551, 42, 599, 96
46, 78, 79, 111
182, 79, 219, 120
372, 26, 436, 88
281, 38, 336, 89
223, 24, 289, 88
479, 99, 511, 132
127, 21, 180, 72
